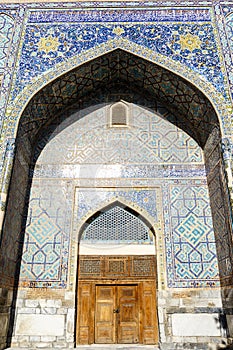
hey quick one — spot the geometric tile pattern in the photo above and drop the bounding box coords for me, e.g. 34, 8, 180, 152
19, 183, 72, 288
0, 13, 15, 124
22, 212, 62, 281
222, 9, 233, 97
0, 14, 14, 70
76, 188, 158, 226
166, 185, 219, 287
35, 104, 203, 165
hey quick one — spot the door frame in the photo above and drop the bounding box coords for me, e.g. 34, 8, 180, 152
76, 278, 159, 345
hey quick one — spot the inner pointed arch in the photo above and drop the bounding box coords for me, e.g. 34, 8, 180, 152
79, 200, 155, 245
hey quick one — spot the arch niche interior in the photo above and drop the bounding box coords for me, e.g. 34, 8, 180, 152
1, 49, 232, 347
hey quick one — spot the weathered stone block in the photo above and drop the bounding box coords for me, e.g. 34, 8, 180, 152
33, 342, 53, 348
17, 307, 36, 314
40, 336, 56, 342
41, 307, 57, 314
56, 336, 66, 341
65, 291, 73, 300
46, 300, 62, 307
38, 299, 62, 308
0, 314, 9, 336
57, 307, 68, 314
25, 300, 39, 307
15, 314, 64, 336
16, 299, 24, 308
172, 313, 221, 337
29, 336, 41, 342
226, 315, 233, 337
53, 342, 67, 348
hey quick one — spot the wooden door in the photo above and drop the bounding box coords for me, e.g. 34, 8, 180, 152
117, 285, 139, 343
95, 285, 116, 343
95, 285, 139, 344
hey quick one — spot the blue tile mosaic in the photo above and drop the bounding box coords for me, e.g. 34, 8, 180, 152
0, 3, 230, 149
0, 14, 14, 70
221, 8, 233, 95
19, 180, 73, 288
0, 7, 25, 132
14, 18, 225, 98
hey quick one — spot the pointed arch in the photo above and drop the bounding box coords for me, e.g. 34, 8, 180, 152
78, 200, 156, 244
8, 48, 222, 151
1, 47, 230, 295
75, 197, 159, 240
5, 39, 229, 141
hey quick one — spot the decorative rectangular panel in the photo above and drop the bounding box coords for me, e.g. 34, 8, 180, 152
131, 257, 156, 277
79, 256, 156, 280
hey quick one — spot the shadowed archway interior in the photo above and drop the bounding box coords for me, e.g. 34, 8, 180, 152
18, 49, 219, 148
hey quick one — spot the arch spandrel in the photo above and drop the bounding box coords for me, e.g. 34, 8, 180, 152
4, 39, 231, 143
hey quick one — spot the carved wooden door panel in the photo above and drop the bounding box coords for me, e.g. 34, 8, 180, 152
95, 285, 116, 344
117, 285, 139, 344
95, 285, 139, 344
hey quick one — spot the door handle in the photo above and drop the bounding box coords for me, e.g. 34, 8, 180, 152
113, 308, 120, 313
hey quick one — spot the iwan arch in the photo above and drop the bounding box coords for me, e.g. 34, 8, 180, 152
1, 3, 233, 350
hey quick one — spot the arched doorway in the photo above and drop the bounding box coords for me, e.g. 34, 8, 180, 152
76, 201, 158, 345
0, 49, 231, 348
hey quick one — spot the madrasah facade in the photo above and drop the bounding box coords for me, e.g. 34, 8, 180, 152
0, 1, 233, 349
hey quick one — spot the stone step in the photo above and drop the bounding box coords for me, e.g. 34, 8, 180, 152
8, 346, 160, 350
8, 348, 159, 350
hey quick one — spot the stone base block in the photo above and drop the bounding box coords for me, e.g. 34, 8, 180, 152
0, 314, 9, 336
227, 316, 233, 337
172, 313, 222, 337
15, 315, 64, 336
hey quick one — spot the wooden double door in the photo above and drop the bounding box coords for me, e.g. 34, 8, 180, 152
77, 280, 158, 345
95, 284, 139, 344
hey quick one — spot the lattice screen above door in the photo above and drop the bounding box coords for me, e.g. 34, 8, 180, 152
80, 204, 154, 244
